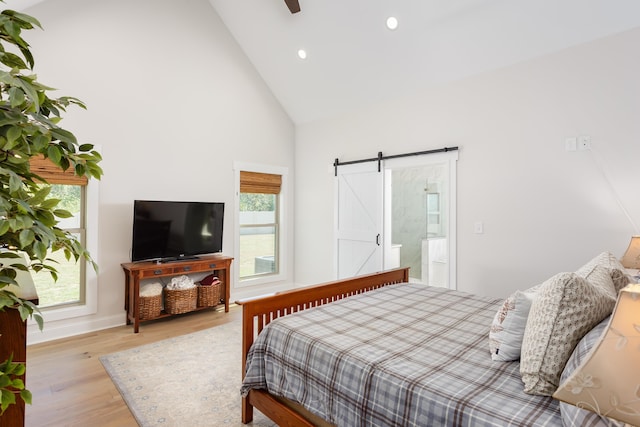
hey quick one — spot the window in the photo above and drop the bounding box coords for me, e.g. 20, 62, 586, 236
238, 170, 282, 281
236, 165, 286, 286
28, 156, 89, 309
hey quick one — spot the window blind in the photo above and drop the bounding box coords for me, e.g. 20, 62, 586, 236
240, 171, 281, 194
29, 155, 88, 185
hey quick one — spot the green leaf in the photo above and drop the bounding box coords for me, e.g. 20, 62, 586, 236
20, 388, 32, 405
34, 211, 57, 228
0, 220, 10, 236
0, 295, 17, 311
33, 240, 47, 260
11, 378, 24, 389
18, 229, 35, 247
47, 145, 61, 163
9, 263, 28, 272
31, 134, 50, 151
33, 313, 43, 331
13, 363, 25, 377
0, 51, 27, 69
39, 198, 60, 210
88, 163, 104, 179
1, 388, 16, 413
4, 10, 43, 30
2, 19, 21, 44
74, 163, 85, 176
17, 303, 31, 321
6, 125, 22, 143
15, 76, 40, 110
50, 128, 77, 145
8, 172, 22, 193
58, 157, 70, 171
7, 84, 26, 106
52, 208, 72, 219
29, 187, 49, 205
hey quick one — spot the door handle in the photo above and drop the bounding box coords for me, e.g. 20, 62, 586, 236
376, 234, 381, 246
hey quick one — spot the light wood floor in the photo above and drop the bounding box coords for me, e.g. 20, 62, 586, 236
25, 306, 241, 427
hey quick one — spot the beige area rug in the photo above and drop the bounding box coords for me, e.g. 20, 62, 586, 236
100, 321, 275, 427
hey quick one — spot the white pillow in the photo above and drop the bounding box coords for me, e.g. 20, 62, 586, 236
488, 289, 536, 362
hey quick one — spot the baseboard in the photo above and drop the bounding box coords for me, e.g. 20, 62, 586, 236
27, 313, 125, 345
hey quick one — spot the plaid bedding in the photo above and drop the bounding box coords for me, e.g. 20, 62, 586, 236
241, 283, 562, 426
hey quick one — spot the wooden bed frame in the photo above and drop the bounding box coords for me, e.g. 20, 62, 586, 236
238, 267, 410, 426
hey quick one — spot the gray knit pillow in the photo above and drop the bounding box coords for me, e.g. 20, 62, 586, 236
576, 252, 631, 294
520, 269, 616, 396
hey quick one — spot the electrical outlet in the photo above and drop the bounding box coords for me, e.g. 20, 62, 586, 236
474, 221, 484, 234
565, 137, 577, 152
578, 135, 591, 150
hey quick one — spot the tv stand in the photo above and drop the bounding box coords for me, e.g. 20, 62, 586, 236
122, 255, 233, 333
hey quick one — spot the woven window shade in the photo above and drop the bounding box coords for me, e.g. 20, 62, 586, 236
29, 155, 87, 185
240, 171, 281, 194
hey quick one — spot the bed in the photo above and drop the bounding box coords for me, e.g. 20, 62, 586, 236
239, 258, 626, 426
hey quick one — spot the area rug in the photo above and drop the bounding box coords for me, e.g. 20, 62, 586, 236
100, 321, 275, 426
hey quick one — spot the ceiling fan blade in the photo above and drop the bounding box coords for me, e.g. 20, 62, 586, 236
284, 0, 301, 14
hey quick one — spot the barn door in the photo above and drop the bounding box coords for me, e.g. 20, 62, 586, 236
335, 162, 383, 279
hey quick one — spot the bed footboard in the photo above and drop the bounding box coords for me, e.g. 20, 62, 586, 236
237, 267, 410, 424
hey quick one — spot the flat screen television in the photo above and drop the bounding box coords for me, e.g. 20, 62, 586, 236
131, 200, 224, 262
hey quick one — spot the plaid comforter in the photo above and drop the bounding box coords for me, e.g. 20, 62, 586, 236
241, 283, 562, 426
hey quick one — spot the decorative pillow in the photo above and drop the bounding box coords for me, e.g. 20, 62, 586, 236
489, 289, 536, 361
575, 261, 619, 300
519, 269, 616, 396
556, 317, 626, 427
576, 252, 630, 295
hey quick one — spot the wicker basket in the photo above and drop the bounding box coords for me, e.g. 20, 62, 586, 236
197, 282, 222, 308
164, 287, 197, 314
139, 293, 162, 320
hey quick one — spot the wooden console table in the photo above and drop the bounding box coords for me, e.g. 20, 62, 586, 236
122, 255, 233, 333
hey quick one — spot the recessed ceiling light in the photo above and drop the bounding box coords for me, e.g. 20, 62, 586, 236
386, 16, 399, 30
297, 49, 307, 60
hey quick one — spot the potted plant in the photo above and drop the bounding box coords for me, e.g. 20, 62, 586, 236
0, 5, 102, 415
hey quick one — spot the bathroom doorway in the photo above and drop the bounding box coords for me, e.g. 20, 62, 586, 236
384, 152, 457, 288
334, 150, 457, 289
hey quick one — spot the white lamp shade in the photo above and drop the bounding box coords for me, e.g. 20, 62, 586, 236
2, 251, 37, 301
621, 236, 640, 269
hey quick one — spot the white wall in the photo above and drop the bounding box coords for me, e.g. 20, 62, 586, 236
20, 1, 640, 342
24, 0, 295, 343
295, 27, 640, 299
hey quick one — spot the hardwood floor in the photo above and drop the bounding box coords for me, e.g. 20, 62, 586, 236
25, 306, 241, 427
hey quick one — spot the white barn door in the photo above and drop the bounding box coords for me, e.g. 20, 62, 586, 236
335, 162, 383, 279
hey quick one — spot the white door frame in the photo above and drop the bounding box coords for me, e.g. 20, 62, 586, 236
383, 151, 458, 289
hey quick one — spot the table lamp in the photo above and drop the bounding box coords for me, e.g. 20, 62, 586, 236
621, 236, 640, 269
553, 284, 640, 425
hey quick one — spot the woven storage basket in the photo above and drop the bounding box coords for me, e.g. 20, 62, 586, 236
197, 282, 222, 308
139, 293, 162, 320
164, 287, 197, 314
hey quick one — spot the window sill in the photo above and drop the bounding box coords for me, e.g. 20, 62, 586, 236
237, 272, 286, 288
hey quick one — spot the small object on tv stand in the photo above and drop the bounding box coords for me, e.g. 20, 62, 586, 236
121, 255, 233, 333
154, 254, 206, 264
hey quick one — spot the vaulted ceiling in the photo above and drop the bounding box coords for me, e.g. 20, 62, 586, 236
6, 0, 640, 124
